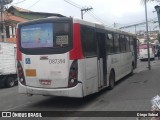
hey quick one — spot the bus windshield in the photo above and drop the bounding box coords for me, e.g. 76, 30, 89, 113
20, 22, 70, 49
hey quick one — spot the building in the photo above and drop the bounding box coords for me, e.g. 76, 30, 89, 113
0, 6, 64, 43
136, 30, 159, 44
7, 6, 64, 20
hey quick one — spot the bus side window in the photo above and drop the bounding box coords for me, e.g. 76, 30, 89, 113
130, 37, 134, 52
81, 26, 96, 57
125, 36, 130, 52
106, 33, 114, 54
113, 33, 120, 53
119, 35, 126, 52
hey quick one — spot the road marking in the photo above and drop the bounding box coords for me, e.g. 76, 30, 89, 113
4, 102, 31, 111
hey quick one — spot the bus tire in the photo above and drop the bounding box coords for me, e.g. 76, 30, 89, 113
109, 70, 115, 90
130, 63, 134, 75
5, 77, 15, 88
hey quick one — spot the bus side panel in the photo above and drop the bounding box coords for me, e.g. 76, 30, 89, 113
120, 52, 132, 78
107, 52, 132, 82
81, 58, 98, 96
107, 54, 121, 82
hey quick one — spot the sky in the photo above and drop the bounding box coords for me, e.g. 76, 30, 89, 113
8, 0, 160, 32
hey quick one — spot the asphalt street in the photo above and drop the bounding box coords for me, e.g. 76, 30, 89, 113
0, 59, 160, 120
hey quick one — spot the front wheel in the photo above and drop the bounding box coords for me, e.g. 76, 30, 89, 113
5, 77, 15, 88
109, 70, 115, 90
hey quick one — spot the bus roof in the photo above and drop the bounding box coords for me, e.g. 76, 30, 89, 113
73, 18, 136, 37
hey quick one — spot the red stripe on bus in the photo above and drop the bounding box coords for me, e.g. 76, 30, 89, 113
69, 23, 84, 60
16, 29, 22, 61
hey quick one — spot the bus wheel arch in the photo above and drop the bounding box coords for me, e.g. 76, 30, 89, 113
109, 69, 115, 90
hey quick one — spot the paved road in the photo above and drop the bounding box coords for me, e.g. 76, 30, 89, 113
1, 59, 160, 120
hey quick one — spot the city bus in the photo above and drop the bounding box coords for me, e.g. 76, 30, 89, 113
17, 17, 137, 98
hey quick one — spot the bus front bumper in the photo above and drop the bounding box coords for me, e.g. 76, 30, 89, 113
18, 82, 84, 98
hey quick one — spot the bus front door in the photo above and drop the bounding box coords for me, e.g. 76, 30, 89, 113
97, 32, 107, 89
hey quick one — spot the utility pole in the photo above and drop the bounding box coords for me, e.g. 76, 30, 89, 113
144, 0, 151, 70
81, 7, 93, 19
0, 0, 6, 42
135, 25, 137, 35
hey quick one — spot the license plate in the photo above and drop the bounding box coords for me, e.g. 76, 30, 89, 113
39, 80, 51, 85
25, 69, 36, 77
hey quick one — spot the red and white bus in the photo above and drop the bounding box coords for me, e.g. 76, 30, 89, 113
17, 17, 137, 97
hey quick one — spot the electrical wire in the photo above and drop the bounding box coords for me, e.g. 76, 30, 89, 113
63, 0, 83, 9
88, 11, 106, 24
63, 0, 107, 25
27, 0, 41, 9
11, 0, 27, 5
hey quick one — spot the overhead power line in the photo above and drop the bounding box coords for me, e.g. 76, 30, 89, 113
11, 0, 27, 5
88, 11, 106, 24
81, 7, 93, 19
119, 17, 158, 29
27, 0, 41, 9
64, 0, 83, 9
63, 0, 108, 25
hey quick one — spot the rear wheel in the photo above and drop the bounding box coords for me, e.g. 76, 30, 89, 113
109, 70, 115, 90
130, 63, 134, 75
5, 77, 15, 88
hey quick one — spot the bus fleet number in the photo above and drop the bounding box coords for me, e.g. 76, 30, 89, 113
49, 59, 65, 64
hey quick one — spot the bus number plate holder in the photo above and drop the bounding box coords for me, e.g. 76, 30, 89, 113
39, 80, 51, 85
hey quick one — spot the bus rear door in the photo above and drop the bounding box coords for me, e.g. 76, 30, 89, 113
96, 31, 107, 88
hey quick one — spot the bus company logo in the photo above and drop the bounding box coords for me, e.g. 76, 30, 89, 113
2, 112, 11, 117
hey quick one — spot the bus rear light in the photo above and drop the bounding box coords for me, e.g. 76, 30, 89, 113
18, 67, 22, 71
19, 73, 23, 77
17, 61, 26, 86
68, 60, 78, 88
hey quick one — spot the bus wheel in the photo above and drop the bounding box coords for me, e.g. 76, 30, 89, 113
5, 77, 15, 88
109, 70, 115, 90
130, 63, 134, 75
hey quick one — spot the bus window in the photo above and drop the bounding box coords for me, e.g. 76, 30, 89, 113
119, 35, 126, 52
113, 33, 120, 53
21, 23, 70, 49
81, 26, 96, 57
19, 19, 72, 55
21, 23, 54, 48
125, 36, 130, 52
106, 33, 114, 54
